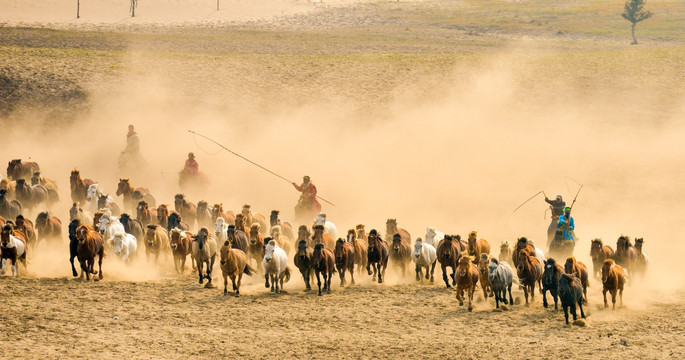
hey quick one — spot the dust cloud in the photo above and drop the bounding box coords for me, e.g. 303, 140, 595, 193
2, 43, 684, 297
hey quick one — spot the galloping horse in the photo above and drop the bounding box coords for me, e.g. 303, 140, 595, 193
542, 258, 564, 310
601, 259, 625, 310
346, 229, 367, 273
294, 239, 315, 290
615, 235, 638, 276
1, 224, 27, 277
228, 224, 249, 254
488, 259, 514, 309
389, 233, 412, 277
334, 238, 355, 286
174, 194, 197, 229
14, 215, 36, 248
366, 229, 388, 284
68, 219, 81, 277
312, 243, 336, 296
516, 248, 543, 305
192, 228, 217, 286
385, 218, 411, 246
467, 231, 490, 263
247, 224, 265, 273
137, 201, 155, 227
634, 238, 649, 279
436, 235, 461, 288
144, 225, 169, 263
312, 224, 335, 250
168, 212, 189, 232
7, 159, 40, 181
170, 228, 194, 274
75, 225, 104, 281
34, 212, 62, 245
70, 170, 94, 206
412, 238, 437, 283
590, 239, 614, 279
456, 256, 479, 311
559, 274, 586, 324
15, 178, 52, 210
564, 257, 589, 302
270, 210, 294, 242
477, 254, 493, 299
241, 205, 268, 236
112, 232, 137, 264
499, 241, 512, 263
263, 238, 291, 294
0, 189, 21, 220
116, 178, 150, 212
219, 241, 254, 297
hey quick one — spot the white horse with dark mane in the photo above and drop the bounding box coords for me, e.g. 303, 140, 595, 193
425, 227, 444, 246
1, 229, 26, 277
263, 239, 291, 294
214, 217, 229, 244
412, 238, 437, 283
98, 211, 125, 246
112, 231, 137, 263
315, 213, 337, 240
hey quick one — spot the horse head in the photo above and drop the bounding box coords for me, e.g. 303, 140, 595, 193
312, 243, 325, 267
214, 218, 226, 237
635, 238, 644, 251
220, 240, 231, 266
385, 218, 397, 234
488, 258, 500, 279
334, 238, 346, 261
617, 235, 630, 250
98, 215, 111, 235
458, 256, 471, 277
601, 259, 615, 283
195, 228, 209, 250
517, 248, 532, 272
68, 219, 81, 241
264, 238, 276, 262
116, 179, 129, 196
564, 257, 577, 274
1, 224, 12, 247
174, 194, 185, 209
392, 234, 402, 253
297, 225, 309, 241
146, 225, 158, 247
413, 238, 423, 259
113, 232, 126, 255
297, 239, 308, 258
367, 229, 379, 250
542, 258, 558, 286
86, 184, 99, 200
270, 210, 279, 227
241, 204, 251, 217
478, 254, 489, 275
346, 229, 355, 243
249, 224, 261, 245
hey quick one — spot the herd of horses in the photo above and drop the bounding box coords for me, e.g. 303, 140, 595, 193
0, 159, 650, 323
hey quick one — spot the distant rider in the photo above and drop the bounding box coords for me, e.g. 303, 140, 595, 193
557, 206, 575, 243
545, 194, 566, 248
292, 175, 321, 213
184, 152, 199, 176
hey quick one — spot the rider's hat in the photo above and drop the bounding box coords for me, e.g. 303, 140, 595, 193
303, 175, 311, 181
556, 195, 562, 200
564, 207, 571, 212
188, 152, 195, 158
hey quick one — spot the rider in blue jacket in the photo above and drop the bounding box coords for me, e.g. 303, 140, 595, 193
557, 207, 575, 242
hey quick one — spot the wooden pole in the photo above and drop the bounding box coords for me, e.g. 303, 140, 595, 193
77, 0, 80, 19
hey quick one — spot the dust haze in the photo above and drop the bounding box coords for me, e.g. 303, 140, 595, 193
2, 41, 685, 299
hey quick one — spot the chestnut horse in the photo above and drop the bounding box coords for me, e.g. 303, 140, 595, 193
1, 224, 27, 277
477, 254, 493, 299
389, 233, 412, 277
269, 210, 294, 242
615, 235, 638, 276
312, 243, 336, 296
294, 239, 315, 290
34, 212, 62, 245
75, 225, 104, 281
235, 214, 248, 234
70, 170, 94, 206
170, 228, 194, 274
227, 224, 249, 254
601, 259, 625, 310
312, 224, 335, 250
174, 194, 197, 229
137, 201, 155, 227
346, 229, 367, 273
436, 235, 461, 288
116, 178, 150, 212
247, 223, 265, 273
467, 231, 491, 263
516, 248, 543, 305
564, 257, 589, 302
590, 238, 614, 279
144, 225, 169, 263
298, 225, 312, 248
334, 238, 355, 286
210, 203, 235, 225
156, 204, 172, 229
219, 241, 254, 297
385, 218, 411, 246
7, 159, 40, 181
14, 215, 37, 249
456, 256, 479, 311
241, 204, 268, 235
366, 229, 389, 284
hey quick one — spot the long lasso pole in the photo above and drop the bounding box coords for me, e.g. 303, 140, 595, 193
188, 130, 336, 206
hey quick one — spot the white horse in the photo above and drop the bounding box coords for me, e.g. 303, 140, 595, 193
263, 240, 291, 294
315, 213, 337, 240
98, 212, 125, 246
488, 258, 514, 309
1, 233, 26, 277
214, 217, 229, 244
412, 238, 437, 283
112, 231, 137, 263
425, 226, 445, 246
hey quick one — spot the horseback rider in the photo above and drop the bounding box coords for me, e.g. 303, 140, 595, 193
123, 125, 140, 156
183, 152, 199, 176
544, 194, 566, 248
118, 124, 144, 172
557, 207, 575, 243
292, 175, 321, 214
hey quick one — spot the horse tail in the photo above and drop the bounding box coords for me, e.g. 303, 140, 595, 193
244, 264, 256, 276
283, 267, 291, 283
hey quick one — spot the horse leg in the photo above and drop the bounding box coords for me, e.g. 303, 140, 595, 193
441, 264, 450, 288
578, 298, 586, 319
468, 286, 474, 312
571, 302, 578, 321
508, 284, 514, 305
70, 255, 78, 277
619, 287, 624, 307
339, 267, 345, 287
429, 262, 436, 283
11, 258, 17, 277
603, 289, 608, 308
98, 253, 103, 280
350, 264, 355, 285
304, 268, 311, 290
523, 286, 529, 306
415, 265, 421, 282
223, 272, 229, 295
563, 304, 570, 324
377, 263, 383, 284
611, 289, 617, 310
325, 271, 330, 294
265, 272, 270, 289
367, 263, 372, 276
198, 262, 204, 285
451, 267, 457, 286
271, 274, 276, 293
235, 273, 242, 297
316, 270, 323, 296
553, 289, 559, 310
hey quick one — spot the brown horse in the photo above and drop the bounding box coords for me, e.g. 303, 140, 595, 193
312, 224, 335, 249
116, 178, 150, 212
385, 218, 411, 246
347, 229, 368, 273
634, 238, 649, 278
355, 224, 367, 244
389, 233, 412, 277
137, 201, 155, 227
366, 229, 389, 283
269, 210, 294, 242
247, 223, 265, 273
312, 243, 336, 296
210, 203, 235, 225
170, 228, 194, 274
31, 171, 58, 192
7, 159, 40, 181
516, 248, 543, 305
436, 235, 461, 288
512, 237, 536, 269
227, 224, 249, 254
174, 194, 197, 229
467, 231, 491, 263
499, 241, 511, 263
1, 223, 27, 277
15, 179, 51, 210
70, 170, 94, 205
564, 256, 589, 302
241, 204, 268, 235
601, 259, 625, 310
294, 239, 315, 290
297, 225, 312, 248
219, 241, 254, 297
14, 215, 37, 248
235, 214, 248, 234
590, 238, 614, 279
193, 228, 217, 286
34, 212, 62, 245
456, 256, 479, 311
75, 225, 104, 281
477, 254, 493, 299
92, 211, 104, 230
615, 235, 638, 276
334, 238, 355, 286
144, 225, 169, 263
156, 204, 180, 230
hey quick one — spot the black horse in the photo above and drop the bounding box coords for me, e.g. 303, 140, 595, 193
120, 213, 144, 248
168, 212, 189, 232
549, 230, 574, 260
68, 219, 81, 277
542, 257, 563, 310
559, 273, 586, 324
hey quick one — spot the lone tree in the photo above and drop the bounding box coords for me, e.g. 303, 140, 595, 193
622, 0, 652, 45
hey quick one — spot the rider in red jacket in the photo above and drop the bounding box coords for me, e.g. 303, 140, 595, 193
292, 175, 321, 213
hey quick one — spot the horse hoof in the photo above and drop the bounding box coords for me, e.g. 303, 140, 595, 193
265, 283, 270, 288
223, 290, 228, 296
72, 271, 78, 277
468, 306, 473, 312
318, 293, 322, 296
235, 292, 240, 298
459, 302, 463, 306
430, 278, 434, 283
543, 303, 548, 308
270, 288, 275, 292
415, 275, 420, 281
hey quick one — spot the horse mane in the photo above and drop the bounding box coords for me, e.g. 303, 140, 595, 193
566, 256, 576, 264
356, 224, 365, 230
603, 259, 615, 266
469, 231, 477, 238
314, 243, 325, 250
490, 258, 499, 265
479, 253, 488, 261
264, 237, 274, 245
336, 238, 344, 245
298, 225, 307, 231
37, 212, 49, 220
250, 223, 261, 231
313, 225, 325, 231
415, 237, 423, 244
242, 204, 251, 210
146, 224, 158, 230
272, 225, 282, 233
453, 234, 461, 241
591, 238, 602, 245
174, 194, 184, 200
